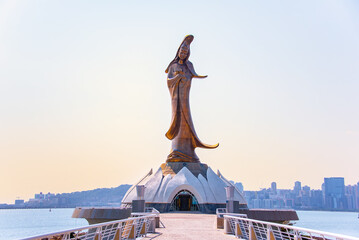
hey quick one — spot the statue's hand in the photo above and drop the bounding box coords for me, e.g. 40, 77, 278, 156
167, 73, 183, 82
174, 72, 184, 80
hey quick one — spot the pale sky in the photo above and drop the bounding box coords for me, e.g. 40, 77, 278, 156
0, 0, 358, 204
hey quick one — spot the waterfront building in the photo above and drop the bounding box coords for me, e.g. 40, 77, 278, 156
323, 177, 346, 209
271, 182, 277, 193
14, 199, 24, 205
242, 179, 358, 211
310, 190, 324, 209
34, 192, 45, 200
345, 185, 357, 210
294, 181, 302, 195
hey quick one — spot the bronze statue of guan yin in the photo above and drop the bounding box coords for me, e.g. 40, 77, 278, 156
165, 35, 219, 163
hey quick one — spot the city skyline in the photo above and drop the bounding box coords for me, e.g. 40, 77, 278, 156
1, 1, 358, 203
244, 177, 359, 211
3, 175, 359, 205
0, 177, 359, 207
3, 176, 358, 212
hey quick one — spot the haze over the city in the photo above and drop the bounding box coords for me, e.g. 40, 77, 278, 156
1, 0, 358, 204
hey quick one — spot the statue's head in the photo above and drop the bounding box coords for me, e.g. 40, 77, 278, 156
176, 35, 193, 62
165, 35, 196, 74
178, 44, 189, 60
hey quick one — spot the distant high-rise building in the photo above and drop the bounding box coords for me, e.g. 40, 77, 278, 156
45, 192, 55, 199
302, 186, 310, 196
271, 182, 277, 193
35, 192, 44, 200
310, 190, 323, 208
323, 177, 346, 209
264, 199, 272, 208
294, 181, 301, 195
345, 185, 356, 210
253, 199, 261, 208
14, 199, 24, 205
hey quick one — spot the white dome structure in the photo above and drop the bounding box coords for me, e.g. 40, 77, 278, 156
121, 162, 247, 213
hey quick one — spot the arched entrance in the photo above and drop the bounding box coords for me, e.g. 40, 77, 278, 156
170, 190, 199, 211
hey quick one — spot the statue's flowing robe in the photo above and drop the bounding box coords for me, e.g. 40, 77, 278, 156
165, 61, 218, 151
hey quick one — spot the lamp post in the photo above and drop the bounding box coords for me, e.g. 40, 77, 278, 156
132, 185, 146, 212
225, 186, 239, 213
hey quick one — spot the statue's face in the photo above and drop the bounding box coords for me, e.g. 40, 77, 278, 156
178, 46, 188, 60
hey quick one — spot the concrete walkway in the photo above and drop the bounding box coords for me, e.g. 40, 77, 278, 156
143, 213, 235, 240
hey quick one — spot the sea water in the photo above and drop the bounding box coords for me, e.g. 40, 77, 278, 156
295, 210, 359, 237
0, 209, 358, 240
0, 208, 87, 240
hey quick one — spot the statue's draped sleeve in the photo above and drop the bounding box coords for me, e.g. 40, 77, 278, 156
165, 66, 181, 140
165, 64, 219, 149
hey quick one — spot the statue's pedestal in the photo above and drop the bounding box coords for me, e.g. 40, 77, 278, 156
72, 161, 298, 224
121, 161, 248, 214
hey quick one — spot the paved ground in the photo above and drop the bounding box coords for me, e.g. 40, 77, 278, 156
143, 213, 236, 240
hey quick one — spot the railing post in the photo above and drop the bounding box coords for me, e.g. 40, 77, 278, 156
235, 222, 243, 238
94, 232, 101, 240
249, 222, 257, 240
148, 217, 156, 233
267, 227, 275, 240
155, 216, 160, 228
224, 217, 233, 234
294, 231, 302, 240
216, 215, 224, 229
140, 221, 147, 236
94, 227, 102, 240
127, 221, 136, 240
114, 227, 121, 240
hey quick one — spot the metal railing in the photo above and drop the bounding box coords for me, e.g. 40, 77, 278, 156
223, 214, 359, 240
145, 207, 160, 215
216, 208, 248, 218
21, 213, 157, 240
131, 207, 159, 218
216, 208, 227, 217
